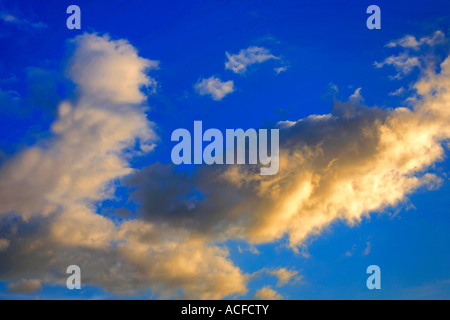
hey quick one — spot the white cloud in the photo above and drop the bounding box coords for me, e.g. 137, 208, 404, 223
349, 87, 363, 102
131, 45, 450, 253
225, 46, 278, 74
389, 87, 406, 96
194, 76, 234, 100
274, 66, 287, 74
68, 33, 159, 104
0, 33, 247, 299
377, 31, 448, 79
386, 31, 445, 49
2, 31, 450, 300
374, 53, 421, 78
0, 33, 158, 223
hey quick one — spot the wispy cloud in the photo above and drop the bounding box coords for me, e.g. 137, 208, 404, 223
225, 46, 279, 74
374, 53, 421, 78
389, 87, 406, 96
238, 244, 260, 255
375, 31, 448, 79
386, 31, 445, 49
274, 66, 288, 74
362, 241, 371, 256
0, 11, 47, 29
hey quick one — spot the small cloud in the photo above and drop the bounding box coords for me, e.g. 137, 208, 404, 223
248, 246, 260, 254
0, 11, 47, 29
329, 82, 339, 93
254, 286, 283, 300
344, 241, 371, 257
386, 35, 420, 49
374, 53, 420, 79
194, 76, 234, 101
362, 241, 371, 256
225, 46, 279, 74
274, 66, 287, 74
277, 120, 297, 129
8, 279, 43, 294
376, 32, 447, 79
269, 267, 302, 287
344, 244, 357, 257
237, 244, 260, 255
389, 87, 405, 96
386, 31, 446, 49
349, 87, 363, 102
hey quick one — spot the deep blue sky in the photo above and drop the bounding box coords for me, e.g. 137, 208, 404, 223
0, 0, 449, 299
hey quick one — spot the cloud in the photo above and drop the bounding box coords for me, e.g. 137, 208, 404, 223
238, 244, 260, 255
376, 31, 448, 79
116, 220, 248, 299
0, 11, 47, 29
225, 46, 278, 74
129, 45, 450, 253
274, 66, 288, 74
386, 31, 445, 49
362, 241, 371, 256
1, 31, 450, 300
0, 216, 248, 299
349, 87, 363, 102
254, 286, 283, 300
8, 279, 43, 294
374, 53, 421, 78
0, 33, 158, 222
268, 267, 301, 287
68, 34, 159, 104
344, 244, 357, 257
389, 87, 406, 96
0, 33, 247, 299
194, 76, 234, 100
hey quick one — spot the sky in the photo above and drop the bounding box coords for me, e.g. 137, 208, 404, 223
0, 0, 449, 299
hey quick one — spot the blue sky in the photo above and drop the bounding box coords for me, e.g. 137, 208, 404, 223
0, 0, 449, 299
